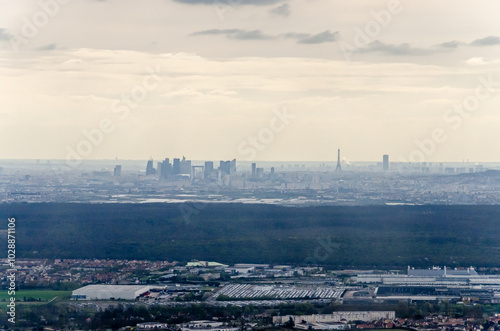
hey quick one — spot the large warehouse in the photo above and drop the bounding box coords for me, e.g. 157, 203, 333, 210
71, 285, 154, 300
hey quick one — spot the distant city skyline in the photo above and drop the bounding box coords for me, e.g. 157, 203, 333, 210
0, 156, 495, 205
1, 1, 500, 162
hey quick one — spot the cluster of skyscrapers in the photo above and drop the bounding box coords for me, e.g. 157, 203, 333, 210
251, 163, 274, 179
146, 157, 236, 181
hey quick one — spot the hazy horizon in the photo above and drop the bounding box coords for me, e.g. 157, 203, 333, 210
1, 157, 498, 168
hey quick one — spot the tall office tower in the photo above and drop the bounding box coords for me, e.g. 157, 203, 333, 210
180, 156, 191, 175
251, 162, 256, 178
256, 168, 264, 177
270, 167, 275, 175
160, 158, 172, 180
146, 159, 156, 175
336, 149, 342, 171
173, 158, 181, 175
230, 159, 237, 174
220, 160, 230, 176
156, 162, 162, 177
114, 165, 122, 177
204, 161, 214, 178
383, 154, 389, 171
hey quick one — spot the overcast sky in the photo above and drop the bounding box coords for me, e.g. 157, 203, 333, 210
1, 0, 500, 163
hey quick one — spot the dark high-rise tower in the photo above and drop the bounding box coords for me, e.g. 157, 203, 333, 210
336, 149, 342, 171
114, 165, 121, 177
204, 161, 214, 178
219, 160, 230, 176
160, 158, 172, 180
180, 156, 191, 175
146, 159, 156, 175
173, 158, 181, 175
383, 154, 389, 171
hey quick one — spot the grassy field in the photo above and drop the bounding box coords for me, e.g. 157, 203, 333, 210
0, 290, 72, 302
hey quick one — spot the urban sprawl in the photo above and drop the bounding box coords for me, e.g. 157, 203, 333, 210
1, 258, 500, 330
1, 155, 500, 205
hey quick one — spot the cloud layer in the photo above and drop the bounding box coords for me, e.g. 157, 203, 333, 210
0, 28, 12, 41
2, 0, 500, 161
350, 36, 500, 56
191, 29, 339, 44
2, 48, 500, 161
270, 3, 290, 17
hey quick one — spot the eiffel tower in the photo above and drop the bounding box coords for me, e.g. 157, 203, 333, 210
336, 148, 342, 171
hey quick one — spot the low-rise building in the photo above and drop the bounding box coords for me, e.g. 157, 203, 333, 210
71, 285, 159, 300
137, 322, 170, 329
273, 311, 395, 324
180, 320, 239, 331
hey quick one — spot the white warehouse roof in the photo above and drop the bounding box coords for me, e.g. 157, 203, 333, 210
72, 285, 153, 300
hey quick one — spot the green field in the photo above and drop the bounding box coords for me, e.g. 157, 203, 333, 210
0, 290, 72, 302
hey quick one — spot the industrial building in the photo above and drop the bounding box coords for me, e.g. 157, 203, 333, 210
216, 283, 343, 301
180, 320, 239, 331
186, 261, 228, 268
354, 266, 500, 286
273, 311, 395, 324
71, 285, 157, 300
351, 267, 500, 304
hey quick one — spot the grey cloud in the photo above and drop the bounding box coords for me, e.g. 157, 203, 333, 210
191, 29, 274, 40
353, 40, 469, 56
354, 40, 433, 56
192, 28, 340, 44
192, 28, 241, 35
270, 3, 290, 17
37, 43, 57, 51
349, 36, 500, 57
470, 36, 500, 46
173, 0, 284, 5
437, 40, 463, 48
230, 30, 273, 40
282, 32, 310, 40
283, 31, 340, 44
297, 30, 339, 44
0, 28, 12, 41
